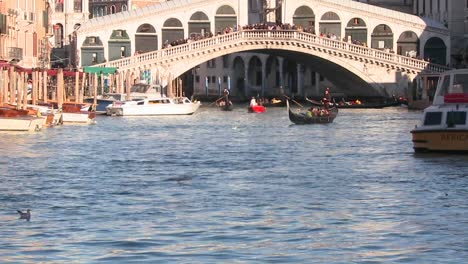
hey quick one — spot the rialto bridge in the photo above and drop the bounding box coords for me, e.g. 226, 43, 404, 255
75, 0, 451, 98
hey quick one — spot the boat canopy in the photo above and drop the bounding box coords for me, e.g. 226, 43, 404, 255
84, 66, 117, 75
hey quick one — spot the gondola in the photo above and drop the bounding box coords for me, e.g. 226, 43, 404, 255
217, 101, 233, 111
216, 94, 233, 111
307, 97, 402, 109
286, 100, 338, 124
336, 100, 401, 109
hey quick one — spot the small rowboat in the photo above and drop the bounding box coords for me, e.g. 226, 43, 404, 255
248, 105, 266, 113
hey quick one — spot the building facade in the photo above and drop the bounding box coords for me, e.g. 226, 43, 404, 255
0, 0, 49, 68
359, 0, 468, 68
413, 0, 468, 67
49, 0, 90, 68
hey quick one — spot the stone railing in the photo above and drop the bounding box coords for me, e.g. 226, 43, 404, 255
93, 30, 449, 74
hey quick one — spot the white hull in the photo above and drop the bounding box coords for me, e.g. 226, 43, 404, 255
106, 97, 201, 116
61, 112, 94, 124
0, 117, 43, 132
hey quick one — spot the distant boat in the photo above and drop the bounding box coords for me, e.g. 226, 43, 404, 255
106, 97, 201, 116
286, 100, 338, 124
411, 68, 468, 153
217, 101, 233, 111
248, 105, 266, 113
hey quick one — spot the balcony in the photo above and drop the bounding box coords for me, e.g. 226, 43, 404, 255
7, 47, 23, 62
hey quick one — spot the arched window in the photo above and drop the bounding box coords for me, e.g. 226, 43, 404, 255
74, 0, 82, 12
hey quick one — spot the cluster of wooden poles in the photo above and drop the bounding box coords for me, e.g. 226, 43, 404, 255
0, 66, 185, 111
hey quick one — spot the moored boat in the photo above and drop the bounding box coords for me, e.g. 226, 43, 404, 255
106, 96, 201, 116
84, 83, 162, 114
61, 103, 96, 124
411, 69, 468, 153
0, 107, 43, 132
286, 100, 338, 124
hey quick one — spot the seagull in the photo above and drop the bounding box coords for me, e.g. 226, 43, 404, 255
17, 209, 31, 221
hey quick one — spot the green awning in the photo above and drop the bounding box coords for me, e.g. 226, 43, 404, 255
84, 67, 117, 75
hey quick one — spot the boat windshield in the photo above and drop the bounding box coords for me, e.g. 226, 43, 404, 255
130, 83, 150, 93
438, 72, 468, 96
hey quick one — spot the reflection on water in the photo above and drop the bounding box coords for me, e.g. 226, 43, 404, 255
1, 106, 467, 263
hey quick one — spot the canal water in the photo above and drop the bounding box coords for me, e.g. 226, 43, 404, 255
1, 105, 467, 263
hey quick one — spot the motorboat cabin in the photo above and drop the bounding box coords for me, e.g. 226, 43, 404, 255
411, 69, 468, 153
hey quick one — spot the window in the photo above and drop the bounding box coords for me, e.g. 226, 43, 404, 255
446, 112, 467, 126
92, 53, 97, 63
438, 75, 451, 96
120, 46, 125, 57
223, 76, 228, 83
453, 73, 468, 93
74, 0, 82, 12
211, 76, 216, 83
195, 75, 200, 83
223, 55, 229, 68
207, 59, 216, 68
423, 112, 442, 125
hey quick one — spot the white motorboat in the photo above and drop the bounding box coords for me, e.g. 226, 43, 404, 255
85, 83, 163, 114
411, 69, 468, 153
106, 97, 201, 116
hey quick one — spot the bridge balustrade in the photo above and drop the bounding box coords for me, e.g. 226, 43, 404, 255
93, 30, 449, 74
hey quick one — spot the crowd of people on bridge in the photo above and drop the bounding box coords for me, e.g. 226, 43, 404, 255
157, 21, 424, 60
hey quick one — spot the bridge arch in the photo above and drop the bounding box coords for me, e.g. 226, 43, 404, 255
232, 56, 245, 97
265, 56, 281, 95
189, 11, 211, 38
319, 11, 341, 37
424, 37, 447, 65
371, 24, 393, 50
345, 17, 367, 45
162, 18, 184, 46
108, 29, 130, 62
81, 36, 104, 66
397, 31, 419, 57
248, 56, 263, 93
135, 23, 157, 54
293, 5, 315, 32
215, 5, 236, 34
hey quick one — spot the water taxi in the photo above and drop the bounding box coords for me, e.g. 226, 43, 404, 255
106, 97, 201, 116
411, 69, 468, 153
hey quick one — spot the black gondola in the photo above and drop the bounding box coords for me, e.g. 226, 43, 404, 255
287, 100, 338, 124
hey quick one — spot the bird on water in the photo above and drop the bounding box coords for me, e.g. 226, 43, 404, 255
17, 209, 31, 221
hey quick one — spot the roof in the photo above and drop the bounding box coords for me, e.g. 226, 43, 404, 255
78, 0, 192, 33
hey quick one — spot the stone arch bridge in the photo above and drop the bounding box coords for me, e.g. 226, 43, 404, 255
75, 0, 451, 97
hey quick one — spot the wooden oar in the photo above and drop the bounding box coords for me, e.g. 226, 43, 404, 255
208, 96, 225, 106
283, 95, 304, 108
305, 97, 324, 106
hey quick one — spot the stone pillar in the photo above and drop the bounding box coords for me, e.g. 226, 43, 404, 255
244, 63, 249, 97
297, 64, 303, 97
279, 57, 284, 91
422, 75, 428, 100
315, 72, 320, 97
261, 59, 267, 97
